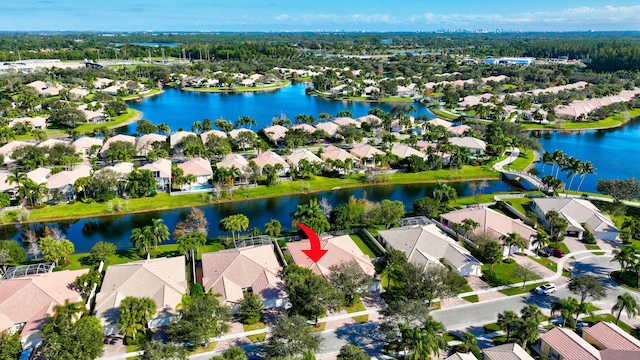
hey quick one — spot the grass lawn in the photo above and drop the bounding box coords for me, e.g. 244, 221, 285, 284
499, 283, 540, 296
310, 322, 327, 332
522, 108, 640, 131
184, 81, 289, 92
246, 333, 267, 343
582, 313, 633, 333
244, 322, 267, 343
428, 105, 460, 120
481, 259, 542, 287
462, 294, 479, 303
352, 315, 369, 323
504, 197, 534, 215
611, 271, 640, 291
345, 301, 366, 313
585, 244, 601, 251
75, 109, 141, 133
508, 149, 535, 171
484, 323, 501, 333
349, 234, 378, 258
189, 342, 217, 355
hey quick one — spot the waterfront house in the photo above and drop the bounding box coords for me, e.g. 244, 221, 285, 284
447, 125, 471, 137
169, 130, 198, 149
200, 129, 227, 145
26, 167, 51, 185
216, 153, 250, 172
8, 117, 47, 130
314, 121, 340, 138
285, 149, 323, 169
320, 145, 359, 167
46, 164, 92, 201
229, 128, 256, 149
287, 235, 377, 281
140, 158, 172, 191
200, 244, 287, 312
390, 143, 425, 159
350, 143, 385, 167
94, 257, 187, 335
428, 118, 453, 128
378, 222, 483, 276
252, 151, 290, 176
101, 162, 134, 176
178, 157, 213, 188
262, 125, 289, 145
531, 198, 619, 241
448, 137, 487, 155
0, 268, 88, 347
136, 133, 167, 156
100, 134, 136, 154
333, 117, 360, 128
290, 124, 316, 134
440, 206, 538, 253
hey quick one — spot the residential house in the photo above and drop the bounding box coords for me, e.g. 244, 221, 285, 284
178, 157, 213, 187
531, 198, 620, 241
229, 129, 256, 149
101, 162, 134, 176
390, 116, 415, 133
72, 136, 103, 157
200, 130, 227, 145
37, 139, 68, 149
0, 141, 32, 163
328, 84, 347, 96
444, 353, 477, 360
448, 125, 471, 137
483, 343, 534, 360
200, 244, 287, 311
100, 134, 136, 154
94, 257, 187, 335
0, 269, 88, 347
321, 145, 359, 170
350, 143, 385, 167
539, 327, 601, 360
8, 117, 47, 130
378, 222, 483, 276
448, 137, 487, 155
314, 122, 341, 138
69, 88, 89, 99
396, 85, 416, 97
46, 164, 92, 201
252, 151, 290, 176
262, 125, 289, 145
26, 168, 51, 185
290, 124, 316, 134
169, 130, 198, 149
26, 81, 63, 96
93, 78, 113, 89
440, 206, 538, 253
357, 114, 382, 129
582, 320, 640, 354
390, 143, 425, 159
140, 158, 172, 191
333, 117, 360, 128
287, 235, 378, 283
428, 118, 453, 128
285, 149, 323, 169
216, 153, 250, 172
136, 133, 167, 156
363, 86, 380, 96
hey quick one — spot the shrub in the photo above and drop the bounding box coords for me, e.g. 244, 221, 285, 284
583, 231, 597, 244
502, 258, 515, 264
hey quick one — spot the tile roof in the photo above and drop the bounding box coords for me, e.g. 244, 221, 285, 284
94, 257, 187, 328
483, 343, 534, 360
169, 131, 198, 148
583, 321, 640, 352
533, 198, 618, 235
333, 117, 360, 128
350, 143, 385, 159
440, 206, 537, 244
178, 157, 213, 177
216, 153, 250, 170
136, 133, 167, 152
200, 130, 228, 144
445, 352, 477, 360
252, 151, 290, 170
229, 128, 255, 139
0, 269, 88, 337
290, 124, 316, 133
140, 159, 172, 179
262, 125, 289, 143
541, 327, 600, 360
26, 167, 51, 184
315, 122, 340, 136
286, 235, 376, 278
448, 137, 487, 150
201, 245, 285, 304
321, 145, 359, 162
285, 149, 323, 167
72, 136, 103, 153
100, 134, 136, 153
46, 164, 92, 189
390, 143, 425, 159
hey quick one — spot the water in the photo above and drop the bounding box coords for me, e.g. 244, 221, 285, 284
125, 84, 434, 134
532, 117, 640, 194
130, 42, 180, 47
4, 181, 511, 252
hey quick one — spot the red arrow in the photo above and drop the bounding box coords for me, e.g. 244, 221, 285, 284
296, 222, 328, 263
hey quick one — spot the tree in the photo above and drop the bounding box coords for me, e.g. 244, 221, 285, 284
399, 317, 447, 360
41, 314, 104, 360
482, 241, 503, 274
49, 107, 86, 127
611, 246, 637, 271
513, 264, 539, 289
88, 241, 116, 264
413, 196, 440, 218
432, 181, 458, 208
166, 293, 231, 347
74, 269, 102, 300
568, 274, 606, 304
104, 140, 137, 163
223, 347, 248, 360
150, 218, 170, 250
597, 177, 640, 203
328, 260, 373, 307
0, 240, 27, 273
531, 229, 550, 256
219, 214, 250, 242
337, 344, 369, 360
612, 292, 640, 325
292, 198, 331, 235
173, 207, 209, 239
501, 232, 525, 259
283, 264, 340, 324
381, 249, 408, 291
265, 314, 322, 359
576, 161, 596, 194
235, 115, 257, 130
265, 219, 282, 239
0, 329, 22, 360
516, 318, 540, 349
176, 232, 207, 260
139, 341, 189, 360
403, 263, 466, 307
238, 293, 263, 325
551, 297, 580, 328
130, 226, 153, 259
521, 304, 544, 324
118, 296, 157, 341
136, 120, 159, 135
379, 299, 431, 344
545, 210, 566, 241
40, 236, 74, 266
497, 310, 519, 341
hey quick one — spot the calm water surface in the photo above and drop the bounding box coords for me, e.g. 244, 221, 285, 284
4, 181, 511, 252
126, 83, 434, 133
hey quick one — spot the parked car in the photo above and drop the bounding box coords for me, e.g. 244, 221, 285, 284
534, 283, 557, 295
538, 247, 551, 257
551, 248, 565, 258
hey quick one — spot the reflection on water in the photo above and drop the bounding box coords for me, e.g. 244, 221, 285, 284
7, 181, 512, 252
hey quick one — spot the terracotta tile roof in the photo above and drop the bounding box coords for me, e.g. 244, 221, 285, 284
583, 321, 640, 351
169, 131, 197, 148
315, 122, 340, 136
201, 245, 285, 304
440, 206, 536, 244
216, 153, 250, 170
541, 327, 600, 360
140, 158, 172, 179
286, 235, 376, 278
350, 143, 384, 159
46, 164, 92, 189
200, 130, 227, 144
136, 133, 167, 152
100, 134, 135, 153
252, 151, 289, 170
0, 269, 88, 337
321, 145, 359, 162
178, 157, 213, 177
285, 149, 323, 167
94, 257, 187, 328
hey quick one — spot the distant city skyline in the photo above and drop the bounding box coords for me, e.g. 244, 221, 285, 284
2, 1, 640, 32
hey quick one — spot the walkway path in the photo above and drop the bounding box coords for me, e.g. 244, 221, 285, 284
492, 147, 548, 191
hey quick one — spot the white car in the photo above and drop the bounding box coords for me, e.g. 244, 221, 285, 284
534, 283, 557, 295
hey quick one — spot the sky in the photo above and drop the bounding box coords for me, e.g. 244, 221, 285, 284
2, 0, 640, 32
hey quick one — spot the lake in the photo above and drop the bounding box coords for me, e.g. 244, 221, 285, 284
3, 180, 512, 252
125, 83, 434, 134
532, 117, 640, 194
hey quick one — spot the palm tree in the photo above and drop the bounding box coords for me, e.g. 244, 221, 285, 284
130, 226, 153, 259
552, 150, 566, 180
236, 115, 257, 130
501, 232, 525, 259
551, 297, 580, 328
460, 218, 480, 238
576, 161, 595, 194
157, 123, 171, 135
516, 318, 540, 349
497, 310, 519, 341
611, 246, 637, 272
541, 151, 553, 173
7, 169, 28, 191
150, 218, 170, 251
612, 292, 640, 325
531, 229, 550, 256
191, 121, 203, 134
264, 219, 282, 239
622, 218, 640, 242
563, 157, 582, 194
521, 304, 544, 324
432, 181, 458, 209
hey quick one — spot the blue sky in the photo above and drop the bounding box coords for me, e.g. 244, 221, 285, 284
3, 1, 640, 32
